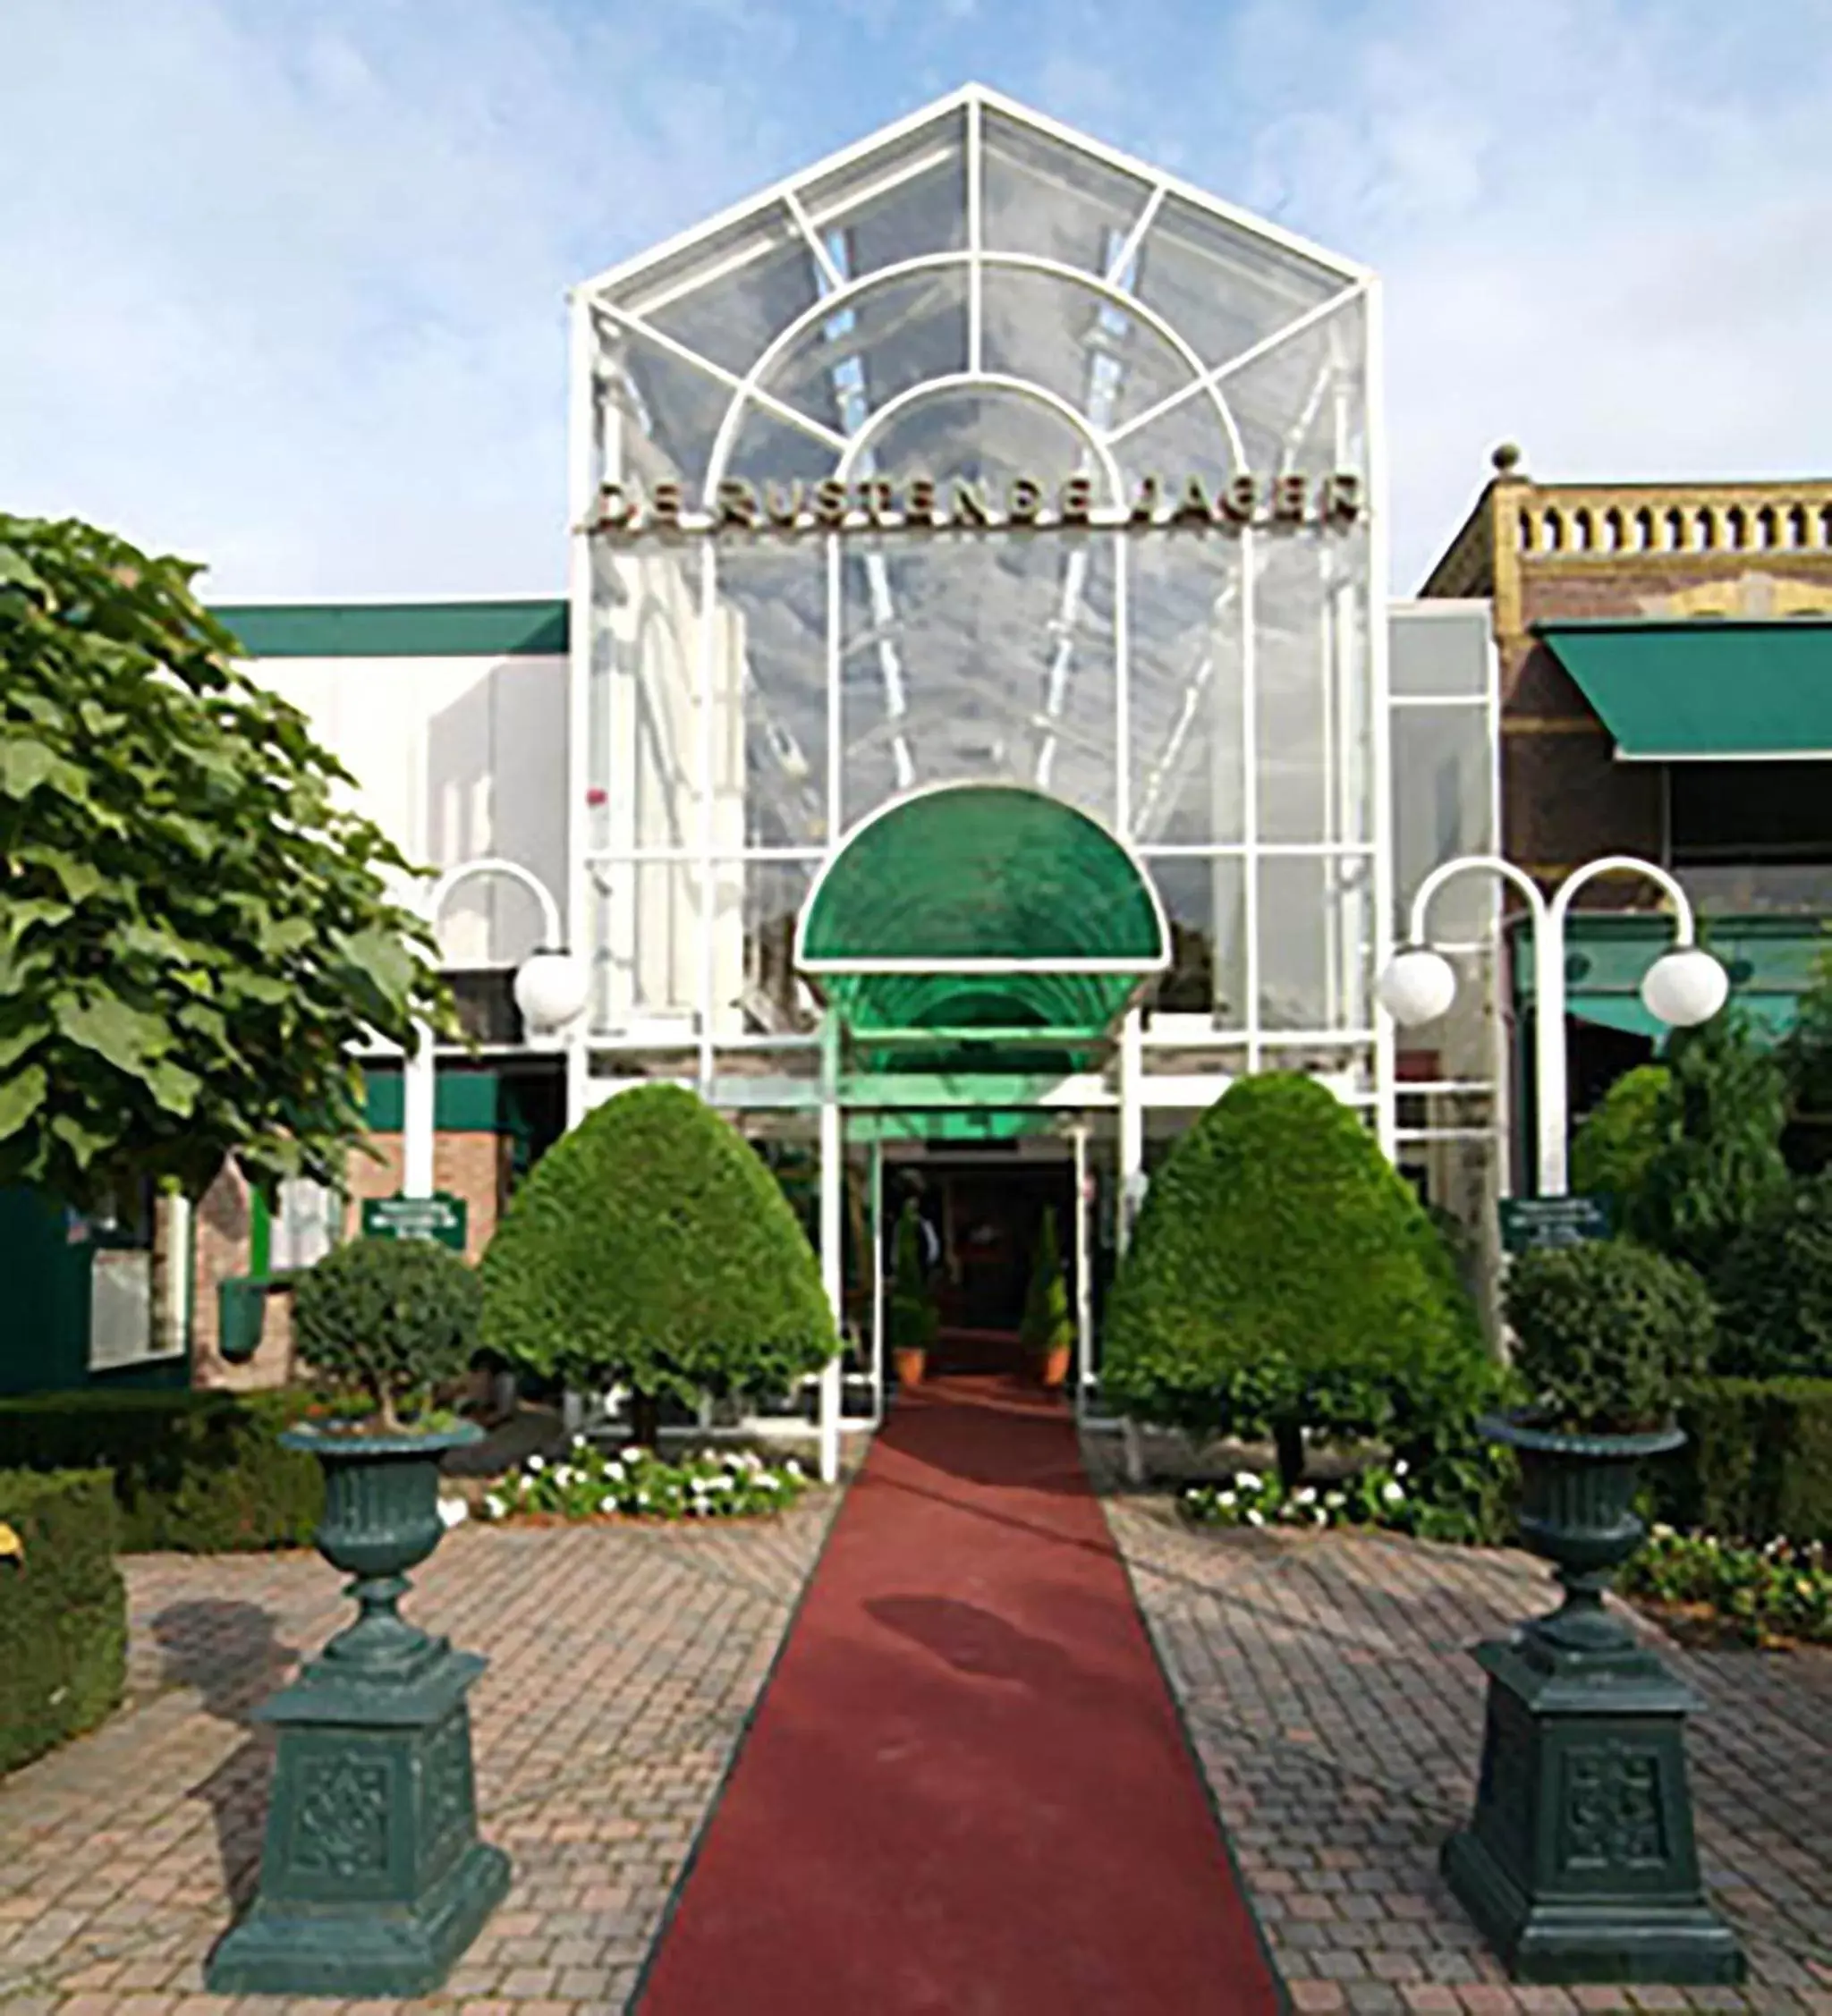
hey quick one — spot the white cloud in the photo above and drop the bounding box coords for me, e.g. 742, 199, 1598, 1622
3, 0, 1828, 597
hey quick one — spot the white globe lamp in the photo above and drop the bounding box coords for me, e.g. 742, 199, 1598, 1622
1377, 947, 1458, 1028
513, 947, 589, 1035
1640, 946, 1728, 1029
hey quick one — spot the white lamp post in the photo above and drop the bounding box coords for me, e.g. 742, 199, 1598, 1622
1378, 853, 1727, 1198
402, 858, 588, 1202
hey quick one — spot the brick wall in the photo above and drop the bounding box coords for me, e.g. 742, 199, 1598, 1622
188, 1129, 511, 1393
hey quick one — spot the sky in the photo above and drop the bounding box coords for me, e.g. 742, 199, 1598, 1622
3, 0, 1829, 597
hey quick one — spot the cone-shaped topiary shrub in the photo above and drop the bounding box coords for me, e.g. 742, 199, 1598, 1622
1020, 1208, 1073, 1357
1101, 1072, 1495, 1489
886, 1199, 937, 1357
291, 1235, 482, 1431
1571, 1063, 1671, 1210
479, 1084, 837, 1444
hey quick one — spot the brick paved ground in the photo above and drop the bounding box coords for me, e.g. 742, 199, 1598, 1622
1101, 1487, 1832, 2016
4, 1438, 1828, 2015
0, 1481, 842, 2016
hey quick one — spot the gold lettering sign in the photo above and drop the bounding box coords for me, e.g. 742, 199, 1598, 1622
586, 470, 1365, 538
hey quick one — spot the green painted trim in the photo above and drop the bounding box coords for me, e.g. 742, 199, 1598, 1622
210, 600, 569, 660
250, 1188, 271, 1278
846, 1110, 1056, 1142
361, 1067, 512, 1133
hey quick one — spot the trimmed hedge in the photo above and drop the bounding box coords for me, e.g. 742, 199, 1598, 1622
1656, 1377, 1832, 1545
0, 1470, 127, 1775
0, 1391, 322, 1552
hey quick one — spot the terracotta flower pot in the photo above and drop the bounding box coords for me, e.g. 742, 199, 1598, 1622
894, 1347, 927, 1390
1039, 1343, 1072, 1390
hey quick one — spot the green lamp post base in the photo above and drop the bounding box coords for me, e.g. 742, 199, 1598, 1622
207, 1424, 511, 1999
1442, 1622, 1745, 1986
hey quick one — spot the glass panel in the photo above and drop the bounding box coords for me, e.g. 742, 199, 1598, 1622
593, 543, 705, 851
707, 537, 829, 848
1147, 855, 1247, 1022
980, 264, 1192, 435
89, 1250, 155, 1371
722, 401, 841, 500
834, 386, 1118, 831
1256, 535, 1368, 845
1394, 706, 1498, 940
980, 108, 1155, 275
1393, 945, 1497, 1082
604, 322, 734, 495
1260, 852, 1372, 1030
798, 108, 966, 276
1135, 191, 1348, 371
1217, 291, 1367, 475
645, 203, 826, 380
1128, 537, 1243, 846
721, 857, 818, 1038
618, 860, 708, 1022
759, 265, 969, 441
1390, 604, 1493, 698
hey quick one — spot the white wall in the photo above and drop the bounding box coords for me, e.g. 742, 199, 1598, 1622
250, 652, 568, 966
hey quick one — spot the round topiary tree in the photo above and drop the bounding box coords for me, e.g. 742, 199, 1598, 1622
1713, 1173, 1832, 1378
1571, 1064, 1672, 1209
479, 1084, 837, 1445
1020, 1208, 1073, 1364
291, 1235, 483, 1431
1101, 1072, 1493, 1489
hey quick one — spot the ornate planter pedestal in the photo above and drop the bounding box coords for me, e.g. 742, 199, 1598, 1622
1441, 1413, 1743, 1987
206, 1422, 511, 1999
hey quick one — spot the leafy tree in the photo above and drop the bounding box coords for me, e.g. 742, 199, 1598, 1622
292, 1237, 482, 1430
886, 1199, 937, 1359
1777, 945, 1832, 1176
1630, 1012, 1789, 1275
1101, 1073, 1496, 1490
0, 512, 451, 1207
1571, 1064, 1672, 1209
479, 1084, 837, 1444
1504, 1239, 1716, 1435
1714, 1173, 1832, 1378
1019, 1207, 1073, 1358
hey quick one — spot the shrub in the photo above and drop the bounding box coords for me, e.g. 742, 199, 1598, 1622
886, 1199, 937, 1358
480, 1084, 837, 1444
0, 1390, 321, 1551
1712, 1174, 1832, 1378
1571, 1063, 1671, 1207
292, 1236, 482, 1428
1503, 1240, 1716, 1434
0, 1470, 127, 1775
1621, 1528, 1831, 1647
1655, 1376, 1832, 1544
1019, 1209, 1072, 1357
1630, 1012, 1789, 1275
1101, 1073, 1497, 1490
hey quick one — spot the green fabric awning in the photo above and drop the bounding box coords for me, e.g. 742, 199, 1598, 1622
796, 784, 1168, 1055
1512, 914, 1828, 1047
1536, 619, 1832, 759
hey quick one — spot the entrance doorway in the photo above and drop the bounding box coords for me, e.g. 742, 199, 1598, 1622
884, 1147, 1077, 1378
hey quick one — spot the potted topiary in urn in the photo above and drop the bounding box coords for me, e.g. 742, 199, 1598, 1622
206, 1235, 510, 2001
1441, 1237, 1743, 1987
1489, 1237, 1716, 1649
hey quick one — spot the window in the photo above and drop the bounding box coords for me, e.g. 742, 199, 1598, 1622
1668, 760, 1832, 913
269, 1178, 342, 1274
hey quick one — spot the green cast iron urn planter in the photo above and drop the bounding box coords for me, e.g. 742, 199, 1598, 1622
205, 1418, 511, 2000
1439, 1409, 1743, 1987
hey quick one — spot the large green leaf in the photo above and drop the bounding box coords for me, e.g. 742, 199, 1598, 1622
54, 993, 170, 1074
0, 1065, 47, 1141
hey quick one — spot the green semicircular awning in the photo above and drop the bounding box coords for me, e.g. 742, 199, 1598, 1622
796, 784, 1168, 1045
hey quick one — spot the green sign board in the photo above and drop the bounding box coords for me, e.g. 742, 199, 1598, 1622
1498, 1194, 1614, 1255
360, 1192, 468, 1252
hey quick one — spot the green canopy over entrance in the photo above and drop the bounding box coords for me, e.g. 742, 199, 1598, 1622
796, 784, 1168, 1063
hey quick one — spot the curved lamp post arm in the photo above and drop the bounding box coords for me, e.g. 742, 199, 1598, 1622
1407, 851, 1547, 949
1547, 854, 1697, 944
403, 859, 570, 1199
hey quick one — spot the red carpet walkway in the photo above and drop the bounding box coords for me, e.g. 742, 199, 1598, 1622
635, 1376, 1285, 2014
